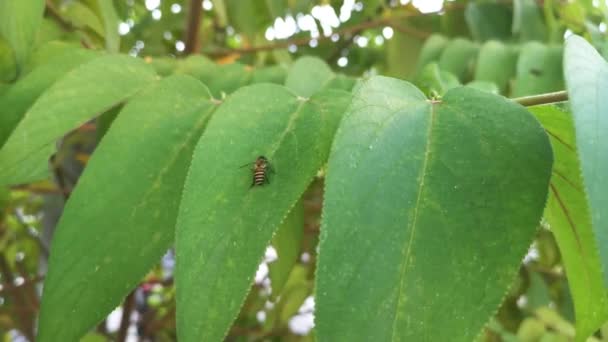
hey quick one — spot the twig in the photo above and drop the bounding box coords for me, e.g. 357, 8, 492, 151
512, 90, 568, 107
0, 274, 45, 293
183, 0, 203, 55
117, 290, 136, 342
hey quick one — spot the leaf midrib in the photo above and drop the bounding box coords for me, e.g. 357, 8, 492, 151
390, 101, 436, 342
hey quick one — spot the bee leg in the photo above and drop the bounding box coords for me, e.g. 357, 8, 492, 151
250, 179, 256, 188
265, 174, 271, 185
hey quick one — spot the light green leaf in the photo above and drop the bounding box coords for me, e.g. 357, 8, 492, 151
415, 63, 460, 97
175, 85, 351, 341
416, 34, 449, 70
465, 80, 500, 94
278, 266, 310, 322
474, 40, 517, 93
269, 200, 304, 297
0, 0, 45, 71
285, 56, 335, 98
22, 41, 83, 74
386, 31, 423, 79
530, 104, 608, 341
316, 76, 552, 341
96, 0, 120, 52
513, 42, 564, 97
438, 38, 479, 81
513, 0, 547, 42
224, 0, 270, 37
60, 2, 105, 37
251, 65, 288, 84
0, 48, 98, 148
38, 75, 216, 342
176, 57, 251, 98
564, 35, 608, 287
0, 55, 156, 185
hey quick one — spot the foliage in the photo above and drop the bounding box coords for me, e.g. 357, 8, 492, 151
0, 0, 607, 341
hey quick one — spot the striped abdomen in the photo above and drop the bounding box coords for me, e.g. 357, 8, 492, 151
253, 167, 267, 186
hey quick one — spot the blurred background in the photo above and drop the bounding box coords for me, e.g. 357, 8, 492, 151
1, 0, 608, 341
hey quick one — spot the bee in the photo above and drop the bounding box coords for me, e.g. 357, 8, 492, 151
240, 156, 274, 187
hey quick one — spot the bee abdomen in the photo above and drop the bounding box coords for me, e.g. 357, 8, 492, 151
254, 170, 266, 185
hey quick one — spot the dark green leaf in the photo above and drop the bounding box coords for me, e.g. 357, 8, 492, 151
564, 35, 608, 287
530, 104, 608, 341
175, 85, 351, 341
465, 3, 513, 42
0, 55, 156, 185
0, 34, 17, 82
38, 75, 216, 342
0, 0, 45, 70
285, 56, 335, 98
316, 76, 552, 341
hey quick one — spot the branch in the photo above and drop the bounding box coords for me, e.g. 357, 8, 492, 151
116, 291, 136, 342
206, 12, 432, 56
183, 0, 203, 55
512, 90, 568, 107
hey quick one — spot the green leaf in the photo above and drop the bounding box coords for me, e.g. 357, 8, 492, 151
60, 2, 106, 37
386, 31, 423, 79
465, 3, 513, 42
513, 42, 564, 97
564, 35, 608, 288
415, 63, 460, 97
437, 38, 479, 81
277, 265, 310, 322
38, 75, 216, 342
175, 85, 351, 341
0, 0, 45, 71
0, 35, 17, 82
416, 34, 449, 70
96, 0, 121, 52
176, 57, 251, 98
251, 65, 288, 84
285, 56, 335, 98
224, 0, 270, 37
0, 54, 156, 185
530, 104, 608, 341
512, 0, 547, 42
474, 41, 518, 94
316, 76, 553, 341
465, 80, 500, 94
269, 200, 304, 297
0, 48, 98, 148
22, 41, 83, 74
